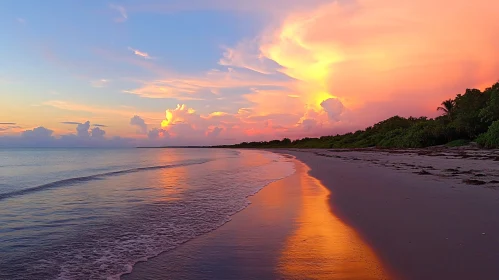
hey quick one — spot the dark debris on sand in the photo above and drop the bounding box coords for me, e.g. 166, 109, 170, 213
463, 179, 487, 185
416, 170, 432, 175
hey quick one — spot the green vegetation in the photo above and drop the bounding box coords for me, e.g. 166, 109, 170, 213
445, 139, 471, 147
476, 121, 499, 148
220, 82, 499, 149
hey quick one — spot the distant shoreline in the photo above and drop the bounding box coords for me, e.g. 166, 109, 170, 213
136, 146, 239, 149
137, 144, 498, 153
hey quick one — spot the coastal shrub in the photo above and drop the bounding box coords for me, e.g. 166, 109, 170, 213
476, 121, 499, 148
450, 88, 491, 138
377, 129, 405, 148
479, 83, 499, 123
445, 139, 470, 147
378, 120, 447, 148
400, 122, 433, 148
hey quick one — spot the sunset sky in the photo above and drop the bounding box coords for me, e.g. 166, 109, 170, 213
1, 0, 498, 146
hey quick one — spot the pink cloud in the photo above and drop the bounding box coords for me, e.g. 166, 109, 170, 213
258, 0, 499, 117
128, 47, 152, 59
25, 0, 499, 145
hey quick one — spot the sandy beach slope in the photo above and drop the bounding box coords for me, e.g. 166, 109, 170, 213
123, 157, 390, 279
282, 148, 499, 280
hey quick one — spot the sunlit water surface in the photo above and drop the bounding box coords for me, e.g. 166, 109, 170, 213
0, 148, 294, 279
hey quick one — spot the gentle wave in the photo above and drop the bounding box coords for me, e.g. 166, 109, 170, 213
0, 159, 211, 201
0, 150, 296, 280
111, 157, 296, 280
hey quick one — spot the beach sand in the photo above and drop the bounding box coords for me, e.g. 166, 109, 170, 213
283, 148, 499, 280
123, 158, 390, 279
124, 148, 499, 279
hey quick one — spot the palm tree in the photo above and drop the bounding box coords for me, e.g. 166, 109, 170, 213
437, 99, 455, 116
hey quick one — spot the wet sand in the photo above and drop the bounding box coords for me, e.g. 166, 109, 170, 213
283, 149, 499, 280
123, 158, 390, 279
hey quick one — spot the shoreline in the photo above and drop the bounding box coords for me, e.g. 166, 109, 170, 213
123, 155, 391, 279
123, 147, 499, 279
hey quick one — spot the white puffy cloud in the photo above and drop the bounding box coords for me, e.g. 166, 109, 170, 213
76, 121, 91, 138
0, 122, 127, 147
91, 127, 106, 139
21, 127, 54, 139
130, 115, 148, 134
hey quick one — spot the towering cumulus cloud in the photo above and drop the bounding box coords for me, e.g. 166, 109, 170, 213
130, 115, 148, 134
77, 121, 91, 138
255, 0, 499, 122
320, 98, 344, 121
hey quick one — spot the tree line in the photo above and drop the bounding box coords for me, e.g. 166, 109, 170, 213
219, 82, 499, 149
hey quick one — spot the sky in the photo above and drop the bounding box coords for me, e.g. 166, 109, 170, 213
1, 0, 498, 147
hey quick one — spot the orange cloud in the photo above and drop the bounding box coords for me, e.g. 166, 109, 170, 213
123, 83, 203, 100
126, 0, 499, 141
134, 68, 291, 91
187, 0, 498, 136
160, 104, 199, 129
260, 0, 499, 114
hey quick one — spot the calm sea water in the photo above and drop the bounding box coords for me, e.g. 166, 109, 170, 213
0, 148, 294, 280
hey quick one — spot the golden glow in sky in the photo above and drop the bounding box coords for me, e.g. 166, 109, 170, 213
1, 0, 498, 146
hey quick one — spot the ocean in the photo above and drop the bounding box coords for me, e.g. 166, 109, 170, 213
0, 148, 294, 280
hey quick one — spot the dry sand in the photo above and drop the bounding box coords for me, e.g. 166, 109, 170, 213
281, 148, 499, 280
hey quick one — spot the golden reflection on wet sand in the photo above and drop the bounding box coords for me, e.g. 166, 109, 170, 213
278, 161, 390, 279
